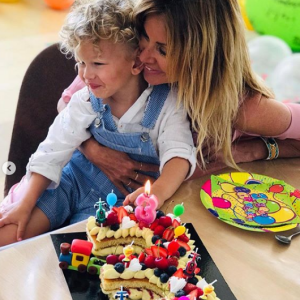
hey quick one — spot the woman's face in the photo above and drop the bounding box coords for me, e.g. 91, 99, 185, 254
139, 14, 169, 85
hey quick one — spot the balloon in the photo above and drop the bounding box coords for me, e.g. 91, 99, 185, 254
212, 197, 231, 209
173, 204, 185, 216
174, 225, 186, 237
253, 215, 275, 225
245, 0, 300, 52
269, 184, 284, 193
230, 172, 253, 184
43, 0, 74, 10
270, 54, 300, 103
201, 179, 212, 196
265, 201, 280, 213
248, 36, 292, 84
168, 240, 180, 255
219, 182, 236, 193
269, 207, 296, 223
107, 192, 117, 207
238, 0, 254, 30
246, 179, 262, 185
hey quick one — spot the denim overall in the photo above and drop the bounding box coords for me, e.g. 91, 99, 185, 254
36, 84, 170, 230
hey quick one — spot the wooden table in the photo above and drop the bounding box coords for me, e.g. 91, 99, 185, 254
0, 159, 299, 300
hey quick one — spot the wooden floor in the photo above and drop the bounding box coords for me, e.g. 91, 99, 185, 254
0, 0, 69, 200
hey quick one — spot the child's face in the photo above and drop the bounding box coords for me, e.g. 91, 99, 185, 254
76, 40, 137, 99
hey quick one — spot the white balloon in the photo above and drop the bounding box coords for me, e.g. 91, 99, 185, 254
270, 54, 300, 103
248, 35, 292, 85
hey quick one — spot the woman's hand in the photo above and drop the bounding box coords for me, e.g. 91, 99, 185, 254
0, 201, 33, 241
190, 137, 268, 180
80, 138, 159, 195
204, 138, 268, 165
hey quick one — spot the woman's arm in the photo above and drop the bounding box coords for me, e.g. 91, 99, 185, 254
235, 94, 291, 136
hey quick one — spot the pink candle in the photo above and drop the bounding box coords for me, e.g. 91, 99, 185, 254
134, 180, 158, 224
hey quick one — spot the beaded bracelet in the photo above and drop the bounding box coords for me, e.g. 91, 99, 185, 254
260, 137, 279, 160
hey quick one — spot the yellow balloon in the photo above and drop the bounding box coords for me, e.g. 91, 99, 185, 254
238, 0, 254, 31
269, 207, 296, 223
220, 182, 236, 193
230, 172, 253, 184
218, 173, 232, 181
174, 225, 186, 237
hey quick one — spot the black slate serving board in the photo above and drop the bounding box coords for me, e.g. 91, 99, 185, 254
51, 223, 237, 300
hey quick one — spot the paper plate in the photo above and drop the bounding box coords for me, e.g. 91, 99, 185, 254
200, 172, 300, 232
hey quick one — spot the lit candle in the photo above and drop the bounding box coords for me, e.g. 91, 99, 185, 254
134, 180, 158, 224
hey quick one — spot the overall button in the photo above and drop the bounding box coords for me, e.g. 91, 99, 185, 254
94, 118, 101, 128
140, 132, 149, 142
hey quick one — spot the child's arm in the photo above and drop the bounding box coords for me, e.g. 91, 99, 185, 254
124, 157, 190, 208
0, 172, 51, 241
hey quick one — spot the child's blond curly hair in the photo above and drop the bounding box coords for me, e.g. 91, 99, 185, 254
60, 0, 138, 58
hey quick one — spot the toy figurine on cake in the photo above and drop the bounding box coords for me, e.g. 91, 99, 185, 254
58, 239, 105, 275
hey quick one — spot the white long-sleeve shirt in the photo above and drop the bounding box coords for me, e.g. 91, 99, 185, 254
27, 86, 196, 188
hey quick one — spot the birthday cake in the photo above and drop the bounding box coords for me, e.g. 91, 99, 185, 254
85, 192, 220, 300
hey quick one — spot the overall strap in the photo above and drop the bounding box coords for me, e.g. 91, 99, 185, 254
141, 84, 170, 129
89, 92, 117, 131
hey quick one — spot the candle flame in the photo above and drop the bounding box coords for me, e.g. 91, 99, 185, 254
145, 180, 151, 195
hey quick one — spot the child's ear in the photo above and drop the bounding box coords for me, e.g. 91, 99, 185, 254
131, 50, 144, 75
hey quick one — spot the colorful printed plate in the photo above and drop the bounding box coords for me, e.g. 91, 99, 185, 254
200, 172, 300, 232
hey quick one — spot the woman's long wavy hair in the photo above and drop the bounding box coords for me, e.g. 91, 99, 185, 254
134, 0, 273, 168
60, 0, 138, 59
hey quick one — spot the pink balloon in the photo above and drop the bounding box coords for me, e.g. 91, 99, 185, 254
212, 197, 231, 209
201, 180, 212, 196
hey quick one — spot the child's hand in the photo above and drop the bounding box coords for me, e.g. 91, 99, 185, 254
0, 202, 33, 241
123, 187, 144, 206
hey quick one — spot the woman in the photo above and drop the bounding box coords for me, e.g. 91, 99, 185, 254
58, 0, 300, 191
